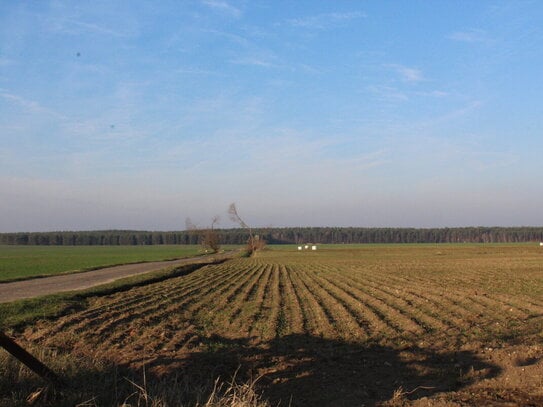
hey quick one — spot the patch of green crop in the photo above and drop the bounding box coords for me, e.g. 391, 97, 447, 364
0, 245, 239, 282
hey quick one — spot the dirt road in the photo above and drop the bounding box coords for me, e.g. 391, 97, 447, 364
0, 252, 235, 304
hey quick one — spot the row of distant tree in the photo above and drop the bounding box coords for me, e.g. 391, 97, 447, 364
1, 227, 542, 246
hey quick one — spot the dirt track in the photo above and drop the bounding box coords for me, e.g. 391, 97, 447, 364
0, 252, 235, 304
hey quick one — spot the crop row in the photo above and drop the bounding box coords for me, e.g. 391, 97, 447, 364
31, 254, 543, 366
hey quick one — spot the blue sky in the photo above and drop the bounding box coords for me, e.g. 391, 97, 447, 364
1, 1, 542, 231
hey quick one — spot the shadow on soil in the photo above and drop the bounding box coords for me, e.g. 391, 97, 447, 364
139, 334, 501, 407
2, 334, 503, 406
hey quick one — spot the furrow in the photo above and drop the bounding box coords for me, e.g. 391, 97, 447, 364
305, 270, 373, 340
230, 264, 273, 336
245, 264, 274, 338
226, 264, 267, 324
295, 267, 362, 340
50, 264, 226, 333
77, 263, 249, 344
275, 266, 289, 338
286, 265, 335, 338
185, 262, 257, 330
249, 264, 280, 340
354, 274, 473, 332
316, 270, 421, 338
309, 271, 393, 339
369, 272, 530, 324
280, 265, 305, 335
207, 263, 266, 331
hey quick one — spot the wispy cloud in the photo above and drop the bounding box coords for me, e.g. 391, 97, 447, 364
0, 91, 67, 120
415, 90, 449, 98
387, 64, 424, 83
201, 0, 241, 18
329, 148, 389, 171
70, 20, 127, 37
435, 100, 483, 123
230, 56, 278, 68
286, 11, 365, 29
199, 28, 249, 46
411, 100, 483, 130
175, 67, 224, 76
448, 29, 491, 43
230, 52, 319, 72
368, 85, 408, 102
48, 18, 129, 37
229, 50, 282, 68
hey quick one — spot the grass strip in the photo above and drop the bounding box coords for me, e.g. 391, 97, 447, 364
0, 245, 247, 283
0, 252, 243, 330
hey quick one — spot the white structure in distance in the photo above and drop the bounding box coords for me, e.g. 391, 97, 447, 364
298, 244, 318, 251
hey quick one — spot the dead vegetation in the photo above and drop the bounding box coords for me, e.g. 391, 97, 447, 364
186, 217, 222, 254
228, 204, 265, 254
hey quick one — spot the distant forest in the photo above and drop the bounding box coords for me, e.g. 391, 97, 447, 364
1, 227, 543, 246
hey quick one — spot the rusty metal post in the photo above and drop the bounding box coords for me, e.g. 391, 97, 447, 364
0, 331, 65, 388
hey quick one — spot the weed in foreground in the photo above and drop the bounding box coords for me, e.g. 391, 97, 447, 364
0, 346, 271, 407
199, 373, 270, 407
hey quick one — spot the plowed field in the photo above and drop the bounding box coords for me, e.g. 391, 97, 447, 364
12, 245, 543, 405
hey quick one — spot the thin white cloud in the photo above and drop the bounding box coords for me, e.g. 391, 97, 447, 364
415, 90, 449, 98
296, 63, 323, 75
201, 0, 241, 18
175, 67, 224, 76
48, 18, 129, 38
230, 56, 278, 68
327, 148, 389, 171
200, 28, 249, 46
229, 49, 282, 68
0, 91, 67, 120
368, 85, 408, 102
399, 100, 483, 132
70, 20, 127, 37
387, 64, 424, 83
427, 90, 449, 97
448, 29, 490, 43
286, 11, 366, 29
433, 100, 483, 123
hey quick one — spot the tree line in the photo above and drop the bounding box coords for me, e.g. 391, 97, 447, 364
1, 227, 542, 246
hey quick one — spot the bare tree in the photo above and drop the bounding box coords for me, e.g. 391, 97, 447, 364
185, 217, 198, 233
228, 203, 265, 253
185, 216, 221, 253
203, 215, 221, 253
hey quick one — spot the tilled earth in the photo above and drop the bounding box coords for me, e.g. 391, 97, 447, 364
14, 246, 543, 406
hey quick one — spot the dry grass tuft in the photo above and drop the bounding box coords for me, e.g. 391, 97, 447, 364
200, 373, 270, 407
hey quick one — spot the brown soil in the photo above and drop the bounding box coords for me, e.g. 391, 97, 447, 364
11, 246, 543, 405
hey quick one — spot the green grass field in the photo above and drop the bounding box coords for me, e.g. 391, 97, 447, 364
0, 245, 237, 282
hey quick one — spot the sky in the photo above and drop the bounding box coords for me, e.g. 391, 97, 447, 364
1, 1, 542, 232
